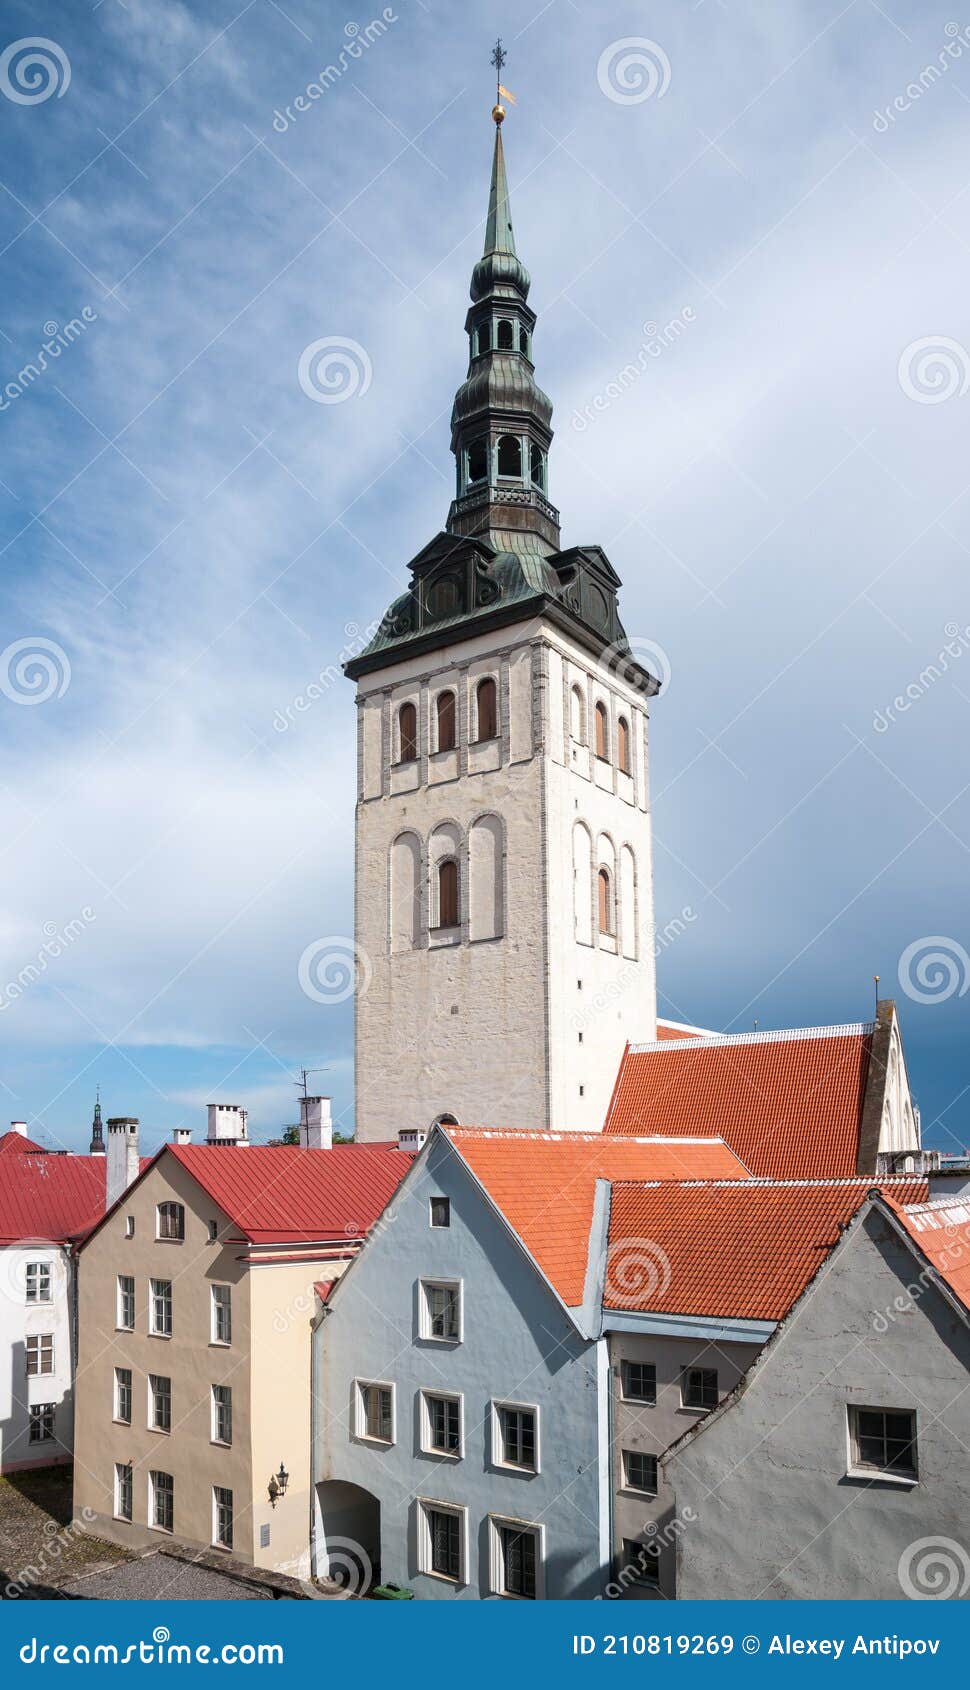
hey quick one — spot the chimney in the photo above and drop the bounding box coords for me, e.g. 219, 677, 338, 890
397, 1127, 427, 1152
299, 1096, 333, 1150
172, 1127, 192, 1145
206, 1104, 250, 1147
10, 1121, 28, 1137
106, 1118, 140, 1209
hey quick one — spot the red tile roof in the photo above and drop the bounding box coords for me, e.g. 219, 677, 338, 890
605, 1177, 928, 1320
445, 1128, 750, 1306
656, 1021, 709, 1040
0, 1152, 110, 1244
166, 1143, 411, 1243
0, 1129, 48, 1155
890, 1196, 970, 1311
604, 1025, 875, 1178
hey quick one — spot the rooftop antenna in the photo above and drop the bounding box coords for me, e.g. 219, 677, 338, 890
295, 1066, 329, 1106
753, 1019, 759, 1033
873, 974, 880, 1015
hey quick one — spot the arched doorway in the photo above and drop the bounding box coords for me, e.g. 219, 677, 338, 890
314, 1481, 381, 1594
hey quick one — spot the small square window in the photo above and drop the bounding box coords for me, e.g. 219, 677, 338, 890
429, 1196, 450, 1229
682, 1367, 718, 1411
25, 1261, 52, 1304
156, 1202, 184, 1242
848, 1405, 917, 1479
420, 1279, 461, 1342
622, 1449, 658, 1494
621, 1538, 660, 1587
422, 1391, 462, 1457
355, 1380, 394, 1444
25, 1334, 53, 1376
621, 1360, 656, 1403
493, 1402, 539, 1473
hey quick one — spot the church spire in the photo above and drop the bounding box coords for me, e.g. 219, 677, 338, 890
448, 53, 560, 555
90, 1085, 105, 1156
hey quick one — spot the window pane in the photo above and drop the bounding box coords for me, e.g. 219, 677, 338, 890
502, 1526, 536, 1598
430, 1509, 460, 1579
436, 690, 456, 751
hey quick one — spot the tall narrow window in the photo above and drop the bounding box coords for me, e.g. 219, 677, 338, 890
594, 700, 609, 760
435, 690, 456, 752
397, 701, 417, 764
475, 321, 490, 356
150, 1470, 174, 1533
211, 1284, 232, 1346
530, 442, 544, 488
467, 437, 488, 482
519, 323, 530, 356
213, 1486, 234, 1550
437, 859, 459, 929
598, 868, 613, 936
115, 1366, 132, 1424
476, 676, 498, 741
570, 685, 586, 745
497, 318, 514, 349
617, 715, 630, 774
149, 1374, 172, 1432
117, 1274, 135, 1331
212, 1384, 233, 1446
497, 434, 521, 477
150, 1279, 173, 1337
115, 1462, 133, 1522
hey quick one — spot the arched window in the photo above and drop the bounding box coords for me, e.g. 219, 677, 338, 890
437, 858, 459, 929
156, 1201, 184, 1241
617, 715, 630, 774
475, 321, 490, 356
497, 319, 514, 349
467, 438, 488, 483
497, 434, 521, 477
597, 868, 613, 936
398, 702, 417, 763
519, 323, 530, 356
570, 684, 586, 744
595, 701, 609, 761
436, 690, 456, 752
530, 443, 544, 488
476, 676, 498, 741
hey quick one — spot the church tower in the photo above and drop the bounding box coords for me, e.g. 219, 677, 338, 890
346, 86, 659, 1141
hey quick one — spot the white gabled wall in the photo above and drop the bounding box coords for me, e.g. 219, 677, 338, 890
0, 1244, 74, 1472
353, 615, 656, 1140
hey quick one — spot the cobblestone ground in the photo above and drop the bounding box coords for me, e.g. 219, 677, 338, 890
0, 1467, 130, 1598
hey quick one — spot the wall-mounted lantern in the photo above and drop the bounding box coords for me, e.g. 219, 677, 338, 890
267, 1461, 289, 1507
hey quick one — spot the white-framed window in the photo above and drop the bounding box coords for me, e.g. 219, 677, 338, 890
419, 1278, 461, 1342
621, 1538, 660, 1588
114, 1461, 133, 1522
29, 1403, 55, 1443
210, 1284, 231, 1345
149, 1373, 172, 1433
416, 1498, 468, 1585
114, 1365, 132, 1424
149, 1278, 173, 1337
429, 1195, 450, 1229
25, 1261, 52, 1303
156, 1201, 184, 1241
622, 1449, 658, 1494
25, 1334, 53, 1376
681, 1366, 718, 1411
124, 1215, 135, 1238
206, 1219, 219, 1243
847, 1405, 918, 1480
488, 1514, 544, 1600
492, 1401, 539, 1473
420, 1390, 462, 1458
353, 1379, 395, 1445
620, 1359, 656, 1403
117, 1274, 135, 1331
213, 1486, 233, 1550
150, 1469, 174, 1533
212, 1384, 232, 1446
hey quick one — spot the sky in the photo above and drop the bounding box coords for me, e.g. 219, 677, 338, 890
0, 0, 968, 1155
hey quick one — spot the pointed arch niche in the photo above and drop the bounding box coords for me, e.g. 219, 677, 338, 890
469, 814, 504, 941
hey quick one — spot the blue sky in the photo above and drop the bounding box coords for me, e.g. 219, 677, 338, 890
0, 0, 968, 1154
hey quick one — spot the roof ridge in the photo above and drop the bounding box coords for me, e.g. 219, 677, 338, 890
608, 1174, 926, 1190
447, 1128, 730, 1144
629, 1022, 875, 1054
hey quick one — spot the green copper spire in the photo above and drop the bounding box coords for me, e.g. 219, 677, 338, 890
484, 120, 515, 256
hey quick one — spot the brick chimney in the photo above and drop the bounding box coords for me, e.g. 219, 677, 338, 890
299, 1096, 332, 1150
106, 1118, 139, 1209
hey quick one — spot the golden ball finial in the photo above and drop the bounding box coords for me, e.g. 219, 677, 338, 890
492, 102, 505, 125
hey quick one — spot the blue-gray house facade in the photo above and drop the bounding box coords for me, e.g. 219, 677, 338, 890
311, 1129, 609, 1599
